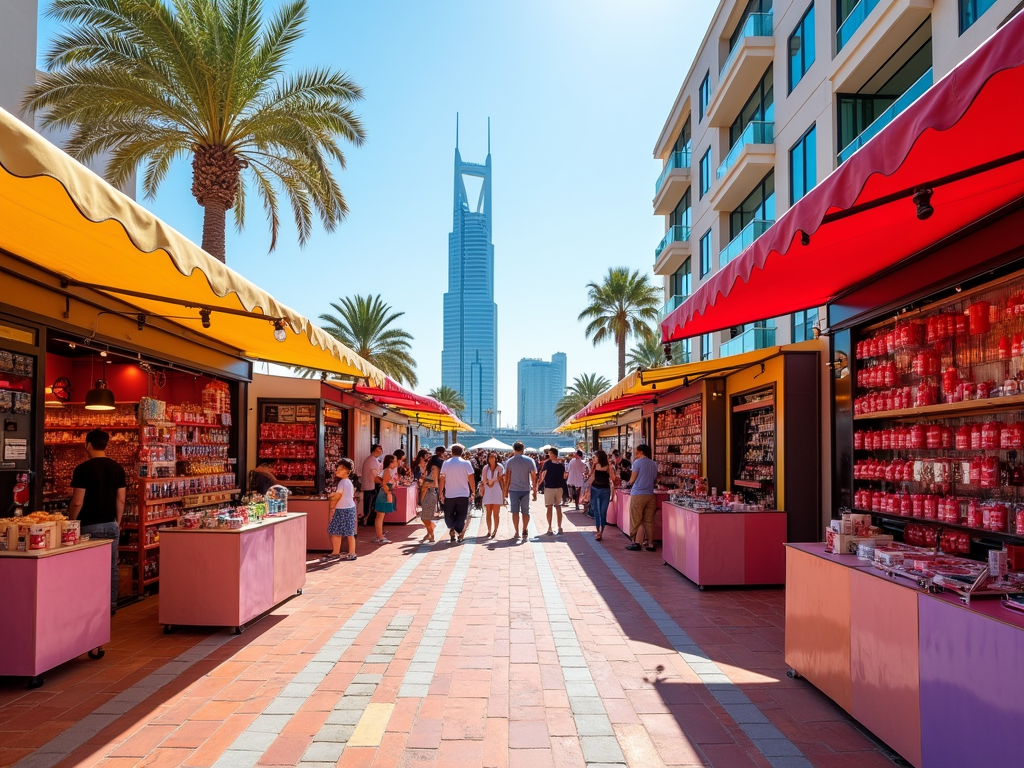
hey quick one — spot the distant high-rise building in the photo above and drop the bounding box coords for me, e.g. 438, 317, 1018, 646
517, 353, 567, 433
442, 118, 497, 429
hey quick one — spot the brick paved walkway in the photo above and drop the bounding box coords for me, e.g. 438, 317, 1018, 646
0, 498, 895, 768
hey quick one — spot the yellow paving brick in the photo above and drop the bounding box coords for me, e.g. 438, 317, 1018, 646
347, 702, 395, 747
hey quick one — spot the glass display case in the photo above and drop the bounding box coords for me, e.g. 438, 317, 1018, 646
731, 386, 776, 509
654, 399, 702, 490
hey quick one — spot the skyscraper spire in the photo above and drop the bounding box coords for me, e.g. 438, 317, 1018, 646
456, 112, 459, 150
487, 117, 491, 155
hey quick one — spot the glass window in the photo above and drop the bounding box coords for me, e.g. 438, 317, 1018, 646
730, 0, 774, 50
789, 124, 816, 205
788, 4, 815, 92
698, 72, 711, 122
699, 229, 713, 277
730, 66, 774, 147
670, 258, 692, 298
792, 308, 819, 342
680, 339, 693, 364
674, 116, 692, 154
671, 189, 692, 229
699, 148, 712, 198
701, 333, 714, 361
959, 0, 997, 33
730, 170, 775, 239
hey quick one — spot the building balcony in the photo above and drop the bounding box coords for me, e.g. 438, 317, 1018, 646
710, 122, 775, 212
660, 294, 687, 320
654, 224, 692, 275
720, 326, 776, 358
838, 68, 932, 163
706, 15, 775, 128
720, 219, 774, 267
653, 150, 692, 215
831, 0, 933, 96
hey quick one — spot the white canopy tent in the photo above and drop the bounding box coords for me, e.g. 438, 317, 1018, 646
470, 437, 515, 451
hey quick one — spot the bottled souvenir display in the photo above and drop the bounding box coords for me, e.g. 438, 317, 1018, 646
732, 388, 776, 509
654, 400, 702, 489
323, 410, 349, 490
853, 274, 1024, 548
256, 401, 330, 492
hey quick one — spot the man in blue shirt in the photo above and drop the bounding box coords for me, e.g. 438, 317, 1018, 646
503, 442, 537, 542
625, 444, 659, 552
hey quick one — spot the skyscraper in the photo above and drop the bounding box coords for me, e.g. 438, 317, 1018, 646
517, 353, 567, 433
442, 118, 497, 429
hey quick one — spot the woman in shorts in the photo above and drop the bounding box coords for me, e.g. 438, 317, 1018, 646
419, 451, 439, 542
322, 458, 357, 562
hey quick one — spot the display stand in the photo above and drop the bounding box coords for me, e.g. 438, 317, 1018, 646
386, 486, 418, 524
662, 503, 785, 586
0, 540, 111, 686
606, 490, 618, 527
289, 498, 332, 551
613, 489, 665, 541
159, 513, 306, 634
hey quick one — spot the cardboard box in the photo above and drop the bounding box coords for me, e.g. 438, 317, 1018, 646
825, 530, 893, 555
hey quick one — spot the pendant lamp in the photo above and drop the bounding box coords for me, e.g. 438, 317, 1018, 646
85, 379, 116, 411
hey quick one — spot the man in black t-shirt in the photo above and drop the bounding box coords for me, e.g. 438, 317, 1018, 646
69, 429, 127, 614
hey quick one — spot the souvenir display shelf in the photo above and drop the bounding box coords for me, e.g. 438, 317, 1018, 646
731, 387, 777, 509
654, 398, 702, 489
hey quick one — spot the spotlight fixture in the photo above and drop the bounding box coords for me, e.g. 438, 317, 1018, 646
99, 349, 108, 358
199, 308, 212, 329
955, 285, 963, 293
800, 231, 810, 246
68, 342, 76, 350
84, 379, 116, 411
663, 343, 673, 363
272, 319, 287, 342
913, 188, 934, 220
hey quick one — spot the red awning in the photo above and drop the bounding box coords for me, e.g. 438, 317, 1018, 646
661, 11, 1024, 342
353, 378, 450, 413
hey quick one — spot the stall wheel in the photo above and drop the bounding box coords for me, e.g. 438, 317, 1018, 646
26, 676, 44, 689
232, 626, 244, 635
163, 625, 176, 635
787, 669, 803, 680
88, 648, 105, 660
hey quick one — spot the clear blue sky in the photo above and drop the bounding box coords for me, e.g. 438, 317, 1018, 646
37, 0, 715, 428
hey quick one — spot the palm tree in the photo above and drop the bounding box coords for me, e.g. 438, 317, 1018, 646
318, 295, 417, 386
428, 385, 465, 415
25, 0, 365, 262
626, 333, 668, 372
579, 267, 661, 381
554, 373, 612, 425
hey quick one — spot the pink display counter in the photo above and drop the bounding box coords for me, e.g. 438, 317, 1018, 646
613, 489, 665, 541
606, 488, 618, 527
289, 497, 332, 551
0, 540, 111, 686
661, 503, 786, 587
159, 513, 306, 633
386, 485, 418, 524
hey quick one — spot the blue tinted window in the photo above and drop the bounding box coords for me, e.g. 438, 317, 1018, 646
959, 0, 997, 33
788, 4, 815, 92
698, 72, 711, 121
699, 148, 712, 198
700, 229, 713, 277
792, 308, 818, 342
789, 124, 816, 205
701, 333, 713, 360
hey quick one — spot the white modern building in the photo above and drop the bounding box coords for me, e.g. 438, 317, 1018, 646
1, 0, 135, 197
653, 0, 1020, 361
517, 353, 567, 433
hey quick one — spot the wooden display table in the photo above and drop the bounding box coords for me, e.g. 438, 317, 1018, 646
662, 503, 786, 587
289, 497, 332, 551
386, 485, 418, 524
159, 513, 306, 633
0, 540, 111, 686
613, 489, 665, 541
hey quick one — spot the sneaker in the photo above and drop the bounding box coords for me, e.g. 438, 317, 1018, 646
626, 543, 642, 551
341, 553, 357, 561
320, 554, 341, 563
380, 537, 392, 544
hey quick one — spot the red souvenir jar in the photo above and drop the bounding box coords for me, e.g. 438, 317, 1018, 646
941, 427, 954, 449
903, 460, 915, 482
872, 491, 883, 512
970, 457, 982, 485
926, 425, 942, 449
1016, 509, 1024, 534
971, 424, 983, 450
911, 494, 924, 518
910, 424, 926, 449
881, 430, 893, 450
854, 431, 865, 451
924, 496, 939, 520
988, 504, 1008, 532
982, 421, 1001, 450
980, 456, 1000, 489
942, 367, 959, 395
967, 500, 983, 528
969, 301, 991, 334
900, 493, 912, 516
956, 426, 971, 450
1000, 336, 1012, 360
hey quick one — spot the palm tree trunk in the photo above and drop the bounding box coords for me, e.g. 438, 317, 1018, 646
201, 201, 228, 262
617, 337, 626, 382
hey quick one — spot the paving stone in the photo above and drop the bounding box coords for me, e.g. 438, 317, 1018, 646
301, 740, 345, 763
580, 735, 625, 763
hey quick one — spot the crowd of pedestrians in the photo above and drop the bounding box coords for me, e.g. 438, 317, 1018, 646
319, 440, 659, 562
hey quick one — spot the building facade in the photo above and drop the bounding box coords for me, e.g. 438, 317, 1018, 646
441, 127, 498, 430
517, 353, 567, 433
653, 0, 1019, 361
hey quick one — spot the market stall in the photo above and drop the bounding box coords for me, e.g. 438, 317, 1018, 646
388, 485, 419, 524
0, 534, 110, 687
661, 14, 1024, 766
159, 511, 306, 634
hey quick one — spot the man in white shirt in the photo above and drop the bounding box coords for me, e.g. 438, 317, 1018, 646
566, 450, 588, 511
360, 445, 383, 526
439, 443, 476, 544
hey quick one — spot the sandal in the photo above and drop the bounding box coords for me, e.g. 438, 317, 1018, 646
320, 554, 341, 563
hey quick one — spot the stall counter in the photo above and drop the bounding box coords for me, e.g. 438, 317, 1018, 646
387, 486, 419, 524
0, 539, 111, 683
661, 503, 786, 587
289, 497, 332, 551
612, 489, 665, 541
159, 513, 306, 633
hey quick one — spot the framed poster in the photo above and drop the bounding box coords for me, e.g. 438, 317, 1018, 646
295, 404, 316, 422
263, 404, 279, 423
278, 405, 296, 423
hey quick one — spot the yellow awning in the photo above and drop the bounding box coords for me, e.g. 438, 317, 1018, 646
0, 108, 385, 384
556, 347, 783, 431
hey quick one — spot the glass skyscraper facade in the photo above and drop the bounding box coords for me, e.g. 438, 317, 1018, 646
442, 137, 497, 429
517, 353, 566, 432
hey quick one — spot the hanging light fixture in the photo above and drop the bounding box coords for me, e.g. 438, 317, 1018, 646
85, 379, 116, 411
272, 319, 287, 342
